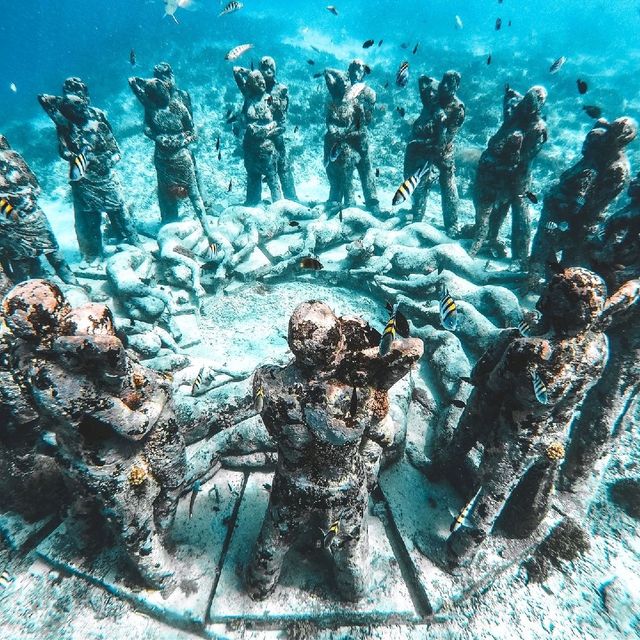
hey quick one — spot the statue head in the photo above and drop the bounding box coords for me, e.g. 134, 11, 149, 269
439, 70, 461, 101
288, 301, 344, 369
59, 94, 90, 124
260, 56, 276, 84
536, 267, 607, 337
348, 59, 367, 84
519, 85, 547, 116
2, 279, 70, 348
146, 78, 171, 108
153, 62, 176, 91
62, 77, 89, 101
607, 116, 638, 150
418, 75, 439, 108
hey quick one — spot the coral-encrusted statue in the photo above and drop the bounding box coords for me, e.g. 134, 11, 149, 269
432, 268, 609, 568
246, 301, 423, 600
2, 280, 185, 588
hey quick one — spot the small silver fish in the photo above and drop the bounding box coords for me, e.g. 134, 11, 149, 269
454, 15, 463, 29
450, 487, 481, 533
439, 286, 458, 331
531, 370, 548, 404
225, 43, 254, 61
549, 56, 567, 74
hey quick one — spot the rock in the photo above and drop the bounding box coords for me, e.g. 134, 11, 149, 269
609, 478, 640, 520
601, 569, 640, 634
126, 332, 162, 358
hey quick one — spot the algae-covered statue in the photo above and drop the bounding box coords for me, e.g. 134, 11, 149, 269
346, 58, 380, 214
432, 268, 608, 567
238, 70, 284, 206
529, 116, 637, 288
260, 56, 298, 201
467, 85, 548, 262
0, 135, 79, 286
128, 76, 213, 237
561, 173, 640, 489
2, 280, 186, 588
246, 301, 423, 601
38, 77, 139, 264
403, 71, 465, 235
323, 69, 365, 212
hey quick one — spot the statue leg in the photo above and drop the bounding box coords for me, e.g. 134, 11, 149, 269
469, 198, 494, 257
74, 208, 103, 261
486, 201, 510, 257
157, 185, 179, 225
246, 496, 297, 600
331, 490, 370, 601
561, 333, 638, 490
107, 205, 140, 246
439, 158, 460, 235
45, 250, 79, 285
510, 197, 531, 263
275, 136, 298, 201
355, 139, 379, 213
245, 169, 263, 207
265, 159, 284, 204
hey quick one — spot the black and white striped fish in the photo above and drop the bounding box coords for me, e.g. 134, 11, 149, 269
192, 365, 217, 397
392, 163, 431, 206
0, 570, 13, 592
531, 370, 548, 404
396, 60, 409, 87
219, 1, 243, 17
518, 320, 531, 337
450, 487, 481, 533
69, 148, 89, 182
379, 303, 400, 356
439, 286, 458, 331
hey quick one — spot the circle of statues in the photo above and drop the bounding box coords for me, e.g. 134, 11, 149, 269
0, 54, 638, 602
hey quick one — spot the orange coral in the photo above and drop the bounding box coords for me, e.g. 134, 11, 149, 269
546, 442, 565, 461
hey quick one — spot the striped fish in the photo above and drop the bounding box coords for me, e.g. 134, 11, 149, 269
518, 320, 531, 337
0, 198, 18, 221
450, 487, 481, 533
392, 163, 431, 206
254, 384, 264, 413
439, 286, 458, 331
396, 60, 409, 87
379, 303, 399, 356
69, 148, 89, 182
207, 242, 218, 260
319, 519, 340, 550
0, 570, 13, 591
531, 370, 548, 404
225, 43, 254, 61
219, 1, 243, 16
191, 365, 217, 397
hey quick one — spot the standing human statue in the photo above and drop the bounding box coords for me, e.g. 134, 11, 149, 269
246, 301, 423, 601
431, 268, 609, 568
0, 135, 79, 285
529, 116, 637, 288
403, 72, 465, 235
128, 76, 215, 240
467, 85, 548, 263
238, 70, 284, 206
346, 59, 380, 214
38, 78, 139, 265
323, 69, 363, 212
259, 56, 298, 201
561, 172, 640, 489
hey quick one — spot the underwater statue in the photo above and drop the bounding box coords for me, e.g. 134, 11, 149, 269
346, 58, 380, 214
561, 173, 640, 490
106, 246, 182, 342
0, 135, 79, 286
529, 116, 638, 288
128, 76, 213, 237
38, 77, 139, 265
260, 56, 298, 201
2, 280, 186, 588
246, 301, 423, 601
431, 268, 609, 568
403, 71, 465, 235
238, 70, 284, 206
323, 69, 364, 211
466, 85, 548, 263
